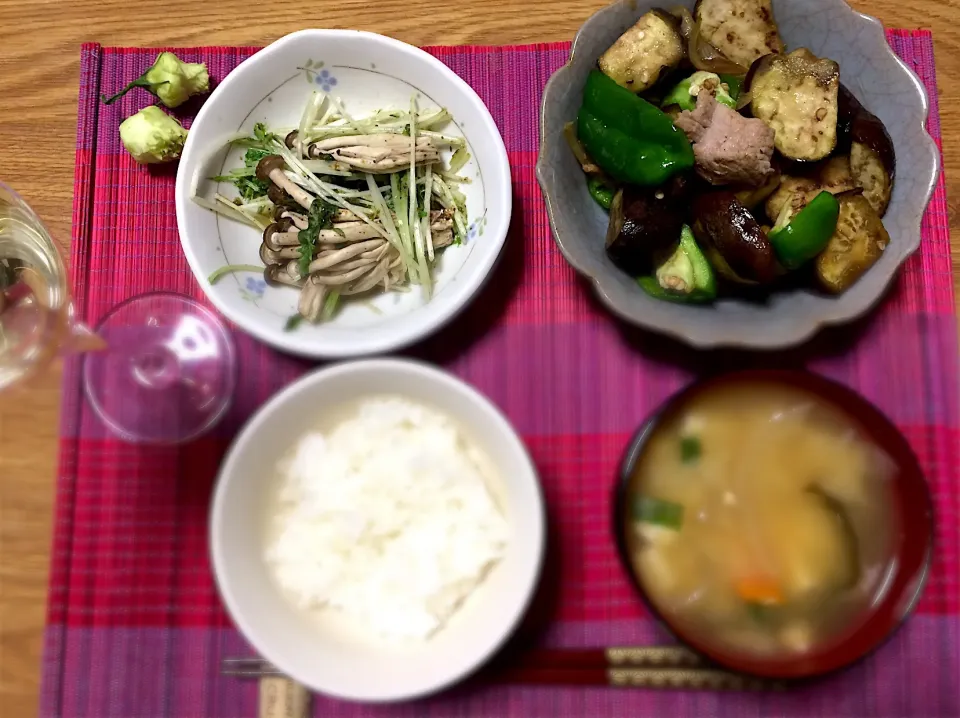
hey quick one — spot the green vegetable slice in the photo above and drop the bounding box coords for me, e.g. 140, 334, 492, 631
718, 74, 744, 102
632, 496, 684, 530
577, 71, 694, 186
806, 484, 861, 590
587, 177, 615, 210
322, 290, 340, 321
745, 601, 779, 624
284, 314, 304, 332
638, 225, 717, 304
447, 147, 471, 174
662, 72, 736, 111
680, 436, 702, 463
768, 191, 841, 270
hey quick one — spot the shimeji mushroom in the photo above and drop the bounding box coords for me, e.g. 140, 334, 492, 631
285, 131, 441, 173
307, 240, 386, 273
264, 263, 304, 288
256, 155, 314, 210
298, 276, 329, 323
273, 206, 308, 226
241, 138, 462, 323
260, 243, 293, 265
309, 263, 378, 286
431, 229, 455, 249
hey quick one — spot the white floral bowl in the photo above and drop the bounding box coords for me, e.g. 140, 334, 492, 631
176, 30, 511, 358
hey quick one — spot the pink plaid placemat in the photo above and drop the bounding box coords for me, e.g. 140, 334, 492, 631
41, 33, 958, 717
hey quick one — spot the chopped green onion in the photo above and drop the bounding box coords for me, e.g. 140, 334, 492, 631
746, 602, 777, 624
680, 436, 702, 463
632, 496, 684, 530
207, 264, 264, 284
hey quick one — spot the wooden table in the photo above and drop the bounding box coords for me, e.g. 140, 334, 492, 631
0, 1, 957, 714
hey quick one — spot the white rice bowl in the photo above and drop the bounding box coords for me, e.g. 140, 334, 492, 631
210, 359, 545, 702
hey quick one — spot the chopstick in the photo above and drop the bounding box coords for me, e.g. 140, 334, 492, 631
494, 645, 705, 670
490, 646, 780, 690
223, 647, 784, 691
222, 657, 285, 678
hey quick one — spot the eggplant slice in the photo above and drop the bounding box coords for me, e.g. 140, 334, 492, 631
747, 49, 840, 162
734, 170, 782, 211
695, 0, 785, 68
817, 156, 858, 195
764, 159, 858, 225
851, 142, 893, 217
764, 175, 822, 224
598, 9, 685, 93
605, 182, 688, 275
838, 85, 896, 216
806, 485, 861, 590
815, 191, 889, 293
693, 191, 778, 284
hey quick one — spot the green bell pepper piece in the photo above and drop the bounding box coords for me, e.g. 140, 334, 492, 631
638, 225, 717, 303
587, 177, 615, 210
661, 79, 698, 111
718, 73, 744, 102
662, 72, 736, 111
768, 191, 841, 270
578, 113, 691, 187
577, 71, 694, 186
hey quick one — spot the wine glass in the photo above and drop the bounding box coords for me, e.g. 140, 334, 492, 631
0, 181, 236, 443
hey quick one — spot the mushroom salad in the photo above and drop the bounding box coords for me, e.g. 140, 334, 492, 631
193, 96, 470, 327
567, 0, 895, 305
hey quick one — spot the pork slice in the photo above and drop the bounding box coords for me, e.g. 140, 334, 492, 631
675, 93, 775, 188
673, 92, 718, 143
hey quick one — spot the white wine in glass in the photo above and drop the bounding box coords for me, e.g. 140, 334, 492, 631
0, 181, 103, 389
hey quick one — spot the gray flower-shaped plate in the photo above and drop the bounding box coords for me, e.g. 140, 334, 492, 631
537, 0, 940, 349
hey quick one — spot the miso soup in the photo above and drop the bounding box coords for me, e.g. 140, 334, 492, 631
625, 382, 896, 657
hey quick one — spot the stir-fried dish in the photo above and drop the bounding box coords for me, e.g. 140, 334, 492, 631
567, 1, 896, 304
193, 95, 470, 327
625, 382, 895, 657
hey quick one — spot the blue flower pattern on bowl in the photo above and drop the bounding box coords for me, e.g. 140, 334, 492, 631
465, 211, 487, 243
299, 59, 338, 92
315, 70, 338, 92
239, 275, 266, 302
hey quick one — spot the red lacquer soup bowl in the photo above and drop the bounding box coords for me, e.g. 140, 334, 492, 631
613, 369, 934, 680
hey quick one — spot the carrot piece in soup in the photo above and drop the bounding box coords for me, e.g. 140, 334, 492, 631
735, 576, 785, 605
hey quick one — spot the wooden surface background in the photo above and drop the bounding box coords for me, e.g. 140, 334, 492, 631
0, 1, 957, 715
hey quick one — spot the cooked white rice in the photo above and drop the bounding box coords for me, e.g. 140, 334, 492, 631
265, 397, 509, 640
